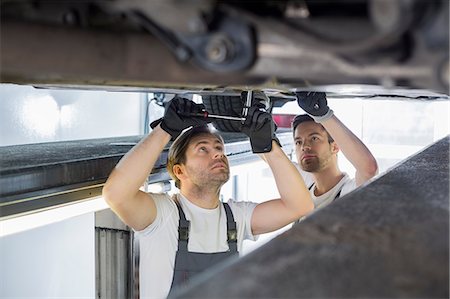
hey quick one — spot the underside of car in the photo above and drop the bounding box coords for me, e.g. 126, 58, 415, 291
2, 0, 449, 134
1, 0, 449, 93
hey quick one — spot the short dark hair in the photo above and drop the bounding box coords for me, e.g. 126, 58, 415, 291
292, 114, 334, 143
167, 125, 224, 188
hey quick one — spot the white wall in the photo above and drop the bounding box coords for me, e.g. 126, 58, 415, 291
0, 213, 96, 298
0, 84, 145, 146
0, 83, 147, 298
275, 97, 450, 176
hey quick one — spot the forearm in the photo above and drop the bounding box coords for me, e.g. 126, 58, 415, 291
262, 142, 313, 215
103, 125, 171, 204
322, 115, 378, 179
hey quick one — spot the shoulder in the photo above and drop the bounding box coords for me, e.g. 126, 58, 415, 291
340, 174, 357, 196
294, 162, 314, 186
225, 199, 257, 218
134, 192, 177, 235
226, 199, 258, 209
342, 174, 356, 186
150, 192, 177, 211
150, 192, 173, 202
224, 199, 259, 242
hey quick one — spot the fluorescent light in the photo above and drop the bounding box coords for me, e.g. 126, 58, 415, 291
20, 94, 60, 137
0, 196, 109, 237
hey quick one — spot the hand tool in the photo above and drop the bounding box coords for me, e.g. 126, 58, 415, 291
183, 110, 246, 121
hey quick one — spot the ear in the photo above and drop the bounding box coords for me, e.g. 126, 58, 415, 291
173, 164, 186, 181
331, 141, 340, 154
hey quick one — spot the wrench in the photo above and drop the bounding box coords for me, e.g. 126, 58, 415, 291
185, 111, 246, 121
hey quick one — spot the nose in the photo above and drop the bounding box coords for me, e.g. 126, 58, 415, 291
301, 142, 311, 152
213, 149, 225, 159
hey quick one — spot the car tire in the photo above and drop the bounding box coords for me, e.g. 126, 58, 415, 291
202, 95, 245, 132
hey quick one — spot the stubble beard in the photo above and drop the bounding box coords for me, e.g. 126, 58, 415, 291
300, 157, 321, 172
206, 168, 230, 188
211, 172, 230, 188
299, 151, 333, 173
188, 165, 230, 189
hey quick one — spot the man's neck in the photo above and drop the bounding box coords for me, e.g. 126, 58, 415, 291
180, 186, 221, 209
312, 167, 345, 196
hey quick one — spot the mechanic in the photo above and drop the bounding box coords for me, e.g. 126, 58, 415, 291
293, 91, 378, 221
103, 96, 314, 298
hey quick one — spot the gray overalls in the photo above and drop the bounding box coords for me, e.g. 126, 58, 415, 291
169, 201, 238, 292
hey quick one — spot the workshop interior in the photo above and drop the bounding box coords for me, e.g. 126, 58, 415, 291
0, 1, 449, 298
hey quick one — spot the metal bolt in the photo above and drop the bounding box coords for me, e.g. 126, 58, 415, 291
205, 35, 233, 64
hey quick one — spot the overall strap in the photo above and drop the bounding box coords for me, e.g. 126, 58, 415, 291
175, 201, 190, 251
223, 203, 238, 252
333, 188, 343, 202
332, 173, 349, 201
332, 176, 348, 202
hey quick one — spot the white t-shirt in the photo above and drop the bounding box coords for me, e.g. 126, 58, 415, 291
295, 163, 356, 221
135, 193, 258, 299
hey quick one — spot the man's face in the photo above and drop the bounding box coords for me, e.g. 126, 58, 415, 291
294, 121, 337, 173
180, 133, 230, 188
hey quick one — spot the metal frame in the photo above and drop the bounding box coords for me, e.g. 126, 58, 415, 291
0, 131, 294, 219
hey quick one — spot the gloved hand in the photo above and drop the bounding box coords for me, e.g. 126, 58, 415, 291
150, 96, 210, 140
241, 104, 280, 153
295, 91, 334, 123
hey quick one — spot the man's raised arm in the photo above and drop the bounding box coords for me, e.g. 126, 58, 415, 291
103, 125, 170, 231
241, 106, 314, 235
102, 97, 210, 230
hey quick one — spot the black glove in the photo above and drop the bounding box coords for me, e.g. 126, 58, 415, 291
150, 96, 210, 140
295, 91, 334, 123
241, 105, 280, 153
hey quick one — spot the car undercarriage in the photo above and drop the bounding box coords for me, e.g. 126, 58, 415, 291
1, 0, 449, 93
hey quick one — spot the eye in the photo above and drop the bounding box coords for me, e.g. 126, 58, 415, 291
215, 145, 224, 151
311, 136, 319, 141
295, 140, 303, 146
199, 146, 208, 153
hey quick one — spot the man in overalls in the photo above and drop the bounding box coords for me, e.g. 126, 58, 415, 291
103, 96, 314, 298
293, 91, 378, 221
